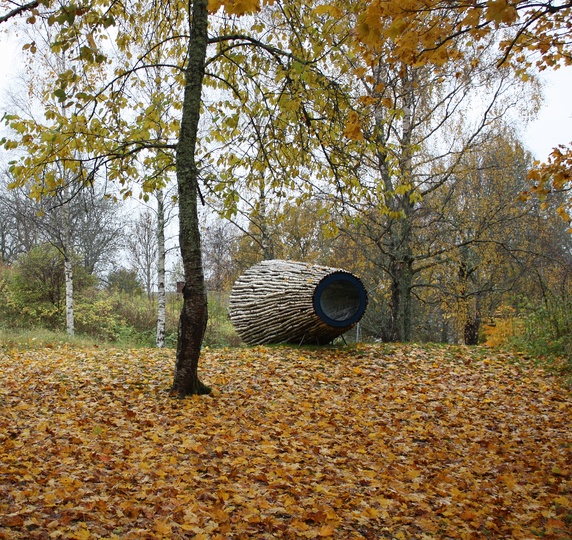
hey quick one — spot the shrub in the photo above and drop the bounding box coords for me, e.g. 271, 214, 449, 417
11, 245, 65, 308
507, 297, 572, 377
0, 246, 98, 332
74, 297, 129, 342
526, 303, 572, 355
107, 267, 145, 296
0, 258, 61, 329
203, 292, 242, 348
1, 256, 241, 348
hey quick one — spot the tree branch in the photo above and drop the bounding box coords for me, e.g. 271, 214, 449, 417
0, 0, 38, 24
206, 34, 309, 68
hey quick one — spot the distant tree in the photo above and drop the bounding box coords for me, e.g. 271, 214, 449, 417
433, 133, 537, 344
0, 175, 123, 270
348, 0, 572, 221
0, 194, 20, 263
72, 191, 125, 276
0, 175, 42, 260
127, 208, 158, 300
0, 176, 126, 334
329, 59, 534, 341
107, 267, 144, 296
273, 200, 336, 264
202, 219, 239, 292
6, 243, 95, 329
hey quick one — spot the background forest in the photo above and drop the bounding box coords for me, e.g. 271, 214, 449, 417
0, 0, 571, 370
1, 156, 572, 365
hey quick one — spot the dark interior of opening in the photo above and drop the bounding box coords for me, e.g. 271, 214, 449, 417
313, 273, 367, 327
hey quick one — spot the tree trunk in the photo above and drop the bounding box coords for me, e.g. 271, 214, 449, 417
156, 189, 166, 348
390, 66, 415, 343
388, 256, 413, 342
170, 0, 210, 396
464, 316, 480, 345
258, 181, 274, 260
374, 64, 416, 343
458, 254, 482, 345
64, 255, 74, 336
62, 189, 74, 337
463, 290, 481, 345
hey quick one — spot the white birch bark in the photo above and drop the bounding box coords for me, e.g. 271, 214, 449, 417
156, 189, 166, 348
62, 185, 74, 336
64, 255, 74, 336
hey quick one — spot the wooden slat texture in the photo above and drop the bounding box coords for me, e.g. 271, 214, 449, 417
229, 259, 367, 345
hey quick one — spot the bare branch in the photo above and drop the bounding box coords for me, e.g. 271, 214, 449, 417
0, 0, 38, 24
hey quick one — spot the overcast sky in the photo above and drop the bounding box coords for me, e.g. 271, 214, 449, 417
1, 31, 571, 164
522, 67, 572, 160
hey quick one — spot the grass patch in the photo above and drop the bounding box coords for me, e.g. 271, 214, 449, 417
0, 327, 102, 350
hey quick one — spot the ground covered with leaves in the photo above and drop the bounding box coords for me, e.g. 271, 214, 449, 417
0, 343, 571, 539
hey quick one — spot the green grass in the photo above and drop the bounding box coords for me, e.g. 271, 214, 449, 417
0, 327, 103, 350
0, 319, 242, 351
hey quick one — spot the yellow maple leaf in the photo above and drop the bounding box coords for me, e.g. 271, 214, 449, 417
318, 524, 336, 537
225, 0, 260, 16
355, 0, 384, 45
343, 111, 364, 141
362, 506, 380, 518
462, 8, 481, 27
358, 96, 378, 106
208, 0, 224, 13
153, 520, 172, 535
70, 527, 90, 540
500, 472, 517, 489
314, 4, 342, 18
485, 0, 518, 25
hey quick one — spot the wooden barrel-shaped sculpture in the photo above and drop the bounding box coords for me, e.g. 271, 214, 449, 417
228, 259, 368, 345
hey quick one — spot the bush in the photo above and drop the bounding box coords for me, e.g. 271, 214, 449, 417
107, 267, 145, 296
74, 297, 130, 342
11, 245, 65, 306
508, 297, 572, 377
0, 246, 98, 332
203, 292, 242, 348
74, 288, 162, 346
1, 254, 241, 348
0, 260, 61, 329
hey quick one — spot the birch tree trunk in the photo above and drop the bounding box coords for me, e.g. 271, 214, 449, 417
62, 185, 74, 337
170, 0, 210, 396
64, 256, 74, 336
258, 180, 274, 260
156, 189, 166, 348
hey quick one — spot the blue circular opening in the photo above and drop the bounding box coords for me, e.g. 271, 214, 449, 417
312, 272, 368, 328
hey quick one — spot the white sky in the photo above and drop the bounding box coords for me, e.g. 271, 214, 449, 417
522, 67, 572, 160
1, 30, 571, 163
0, 31, 21, 85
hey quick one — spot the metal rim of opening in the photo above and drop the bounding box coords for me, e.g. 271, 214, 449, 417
312, 272, 368, 328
